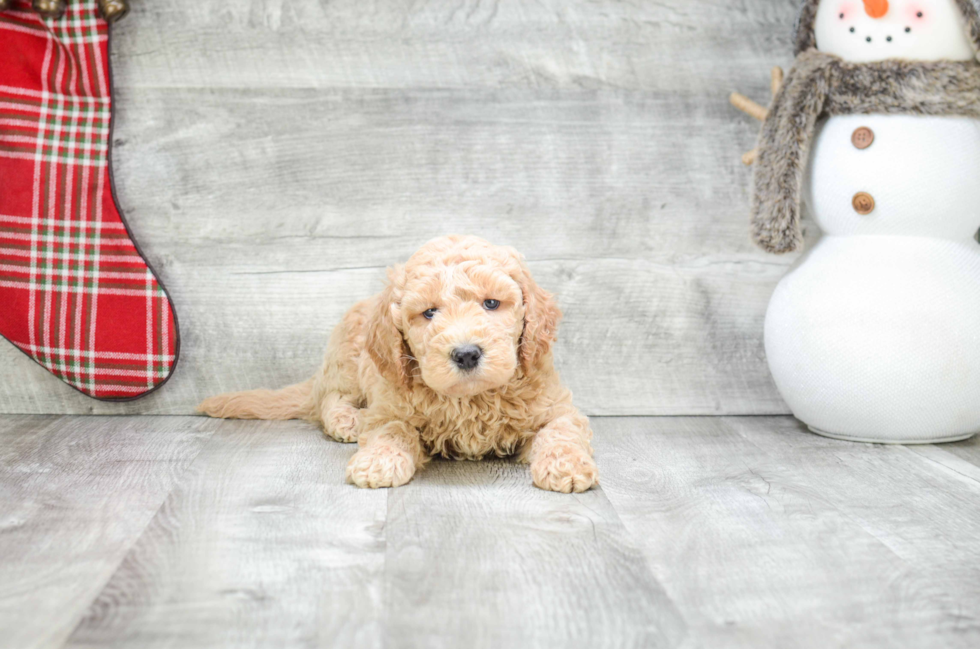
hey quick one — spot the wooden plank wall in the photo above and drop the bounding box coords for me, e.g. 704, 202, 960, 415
0, 0, 802, 415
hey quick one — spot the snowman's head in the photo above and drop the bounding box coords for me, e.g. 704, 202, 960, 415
796, 0, 980, 61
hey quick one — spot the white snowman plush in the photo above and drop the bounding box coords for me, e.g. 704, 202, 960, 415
738, 0, 980, 443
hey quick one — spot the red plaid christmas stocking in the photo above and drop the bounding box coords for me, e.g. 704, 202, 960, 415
0, 0, 179, 400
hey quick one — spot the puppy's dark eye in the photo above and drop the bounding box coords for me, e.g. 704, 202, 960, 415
423, 308, 438, 320
483, 299, 500, 311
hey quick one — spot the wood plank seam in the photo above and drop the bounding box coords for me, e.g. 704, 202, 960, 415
55, 421, 220, 649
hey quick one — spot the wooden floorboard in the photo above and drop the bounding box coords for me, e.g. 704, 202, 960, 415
3, 414, 979, 648
0, 416, 215, 649
915, 434, 980, 475
381, 457, 685, 649
595, 416, 980, 649
63, 419, 388, 649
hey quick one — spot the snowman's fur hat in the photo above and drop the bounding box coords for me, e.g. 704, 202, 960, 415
793, 0, 980, 55
752, 51, 980, 253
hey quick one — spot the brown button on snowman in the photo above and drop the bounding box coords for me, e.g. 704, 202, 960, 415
851, 126, 874, 149
734, 0, 980, 443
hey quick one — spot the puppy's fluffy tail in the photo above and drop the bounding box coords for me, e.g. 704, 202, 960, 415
197, 379, 314, 421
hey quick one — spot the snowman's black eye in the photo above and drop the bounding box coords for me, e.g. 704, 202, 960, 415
905, 26, 912, 32
916, 11, 923, 18
866, 36, 872, 42
886, 36, 892, 42
850, 27, 856, 33
839, 12, 845, 19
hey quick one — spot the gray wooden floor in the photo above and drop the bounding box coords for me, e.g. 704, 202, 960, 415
2, 415, 979, 649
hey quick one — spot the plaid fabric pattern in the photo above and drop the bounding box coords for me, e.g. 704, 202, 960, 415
0, 0, 178, 400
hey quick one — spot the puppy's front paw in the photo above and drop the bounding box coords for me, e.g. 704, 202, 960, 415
325, 402, 360, 443
346, 445, 416, 488
530, 446, 598, 493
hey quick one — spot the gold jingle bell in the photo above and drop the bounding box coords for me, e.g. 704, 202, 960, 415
99, 0, 129, 22
33, 0, 67, 19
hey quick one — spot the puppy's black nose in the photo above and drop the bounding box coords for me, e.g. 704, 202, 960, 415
451, 345, 482, 371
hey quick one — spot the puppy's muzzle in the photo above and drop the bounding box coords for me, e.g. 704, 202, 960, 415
450, 344, 483, 371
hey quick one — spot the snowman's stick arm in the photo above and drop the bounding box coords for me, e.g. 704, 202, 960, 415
731, 66, 784, 166
729, 93, 768, 121
771, 66, 784, 96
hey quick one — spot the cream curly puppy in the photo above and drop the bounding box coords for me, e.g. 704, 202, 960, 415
198, 235, 597, 493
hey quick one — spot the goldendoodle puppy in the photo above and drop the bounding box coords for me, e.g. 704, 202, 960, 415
198, 235, 597, 492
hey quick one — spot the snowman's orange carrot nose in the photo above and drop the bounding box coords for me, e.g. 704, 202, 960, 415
863, 0, 889, 18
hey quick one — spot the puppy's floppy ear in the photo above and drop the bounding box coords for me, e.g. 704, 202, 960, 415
516, 259, 562, 371
365, 265, 412, 387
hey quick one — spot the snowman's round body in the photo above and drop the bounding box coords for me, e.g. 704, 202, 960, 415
766, 114, 980, 442
763, 0, 980, 442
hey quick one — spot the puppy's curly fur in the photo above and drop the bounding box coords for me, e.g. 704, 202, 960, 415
198, 235, 597, 493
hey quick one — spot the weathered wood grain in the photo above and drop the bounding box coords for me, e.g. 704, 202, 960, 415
917, 434, 980, 473
64, 418, 388, 649
0, 415, 214, 649
903, 442, 980, 486
3, 414, 980, 647
0, 0, 800, 416
382, 457, 687, 649
109, 0, 796, 91
595, 416, 980, 649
